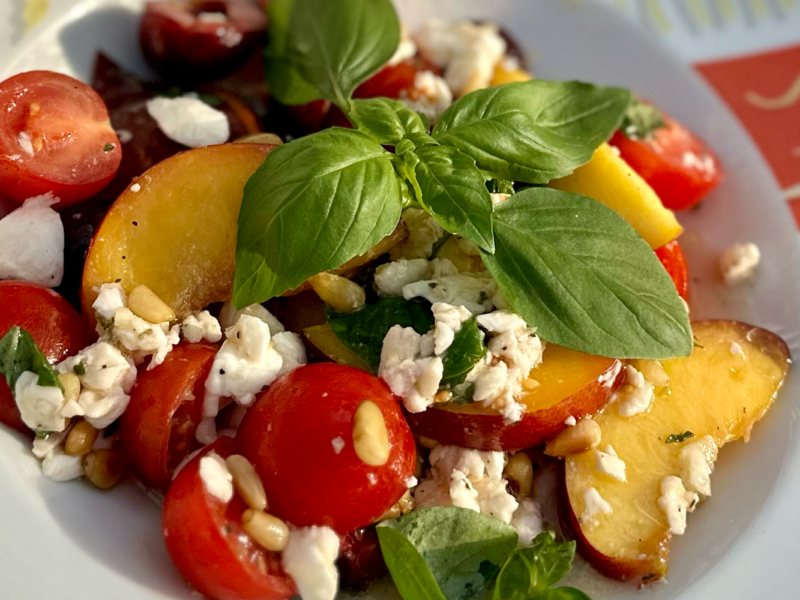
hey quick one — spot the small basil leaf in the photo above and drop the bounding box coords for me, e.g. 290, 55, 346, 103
404, 131, 438, 149
441, 317, 485, 388
327, 298, 434, 373
377, 526, 449, 600
349, 98, 428, 145
233, 128, 403, 306
0, 326, 63, 391
263, 0, 322, 105
534, 588, 593, 600
414, 145, 495, 253
378, 506, 518, 600
284, 0, 400, 108
432, 80, 631, 184
481, 188, 692, 359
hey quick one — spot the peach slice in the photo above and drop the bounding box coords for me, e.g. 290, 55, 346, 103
81, 143, 275, 322
560, 320, 791, 583
406, 345, 624, 451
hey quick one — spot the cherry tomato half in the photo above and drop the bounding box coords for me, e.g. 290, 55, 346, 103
610, 110, 723, 211
120, 343, 217, 489
655, 240, 689, 301
236, 363, 417, 533
0, 71, 122, 206
163, 437, 296, 600
0, 281, 94, 434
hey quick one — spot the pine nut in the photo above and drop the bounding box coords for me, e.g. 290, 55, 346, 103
378, 503, 402, 522
225, 454, 267, 511
504, 452, 534, 497
241, 510, 290, 552
308, 273, 366, 313
433, 390, 451, 403
65, 419, 98, 456
417, 435, 439, 450
398, 490, 414, 515
128, 284, 175, 323
58, 372, 81, 404
352, 401, 390, 466
235, 132, 283, 145
545, 418, 602, 458
83, 448, 126, 489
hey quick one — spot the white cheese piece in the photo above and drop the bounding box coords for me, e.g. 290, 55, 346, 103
182, 311, 223, 343
271, 331, 307, 378
614, 365, 655, 417
41, 449, 84, 482
374, 258, 431, 297
378, 325, 444, 413
92, 283, 128, 321
218, 300, 285, 334
14, 371, 66, 432
510, 497, 543, 547
199, 452, 233, 503
657, 475, 698, 535
432, 302, 472, 332
476, 311, 528, 334
718, 242, 760, 285
474, 477, 519, 523
405, 476, 419, 488
388, 25, 417, 66
146, 95, 230, 148
32, 429, 68, 459
402, 273, 495, 315
282, 526, 340, 600
594, 446, 627, 482
564, 416, 577, 427
433, 321, 456, 356
581, 487, 613, 528
0, 194, 64, 287
78, 386, 131, 429
449, 469, 480, 511
398, 70, 453, 124
730, 341, 745, 358
59, 342, 136, 393
679, 436, 717, 498
331, 437, 345, 454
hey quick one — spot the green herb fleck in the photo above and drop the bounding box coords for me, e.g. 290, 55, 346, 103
620, 98, 666, 141
103, 142, 115, 152
665, 431, 695, 444
73, 362, 86, 376
35, 430, 53, 440
138, 329, 154, 340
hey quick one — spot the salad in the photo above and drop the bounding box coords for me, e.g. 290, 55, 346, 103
0, 0, 791, 599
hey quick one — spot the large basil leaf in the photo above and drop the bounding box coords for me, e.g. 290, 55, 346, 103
327, 298, 434, 373
377, 527, 449, 600
378, 507, 518, 600
441, 317, 485, 389
481, 188, 692, 359
492, 532, 576, 600
349, 98, 429, 145
413, 145, 495, 253
533, 589, 592, 600
233, 129, 403, 307
432, 81, 631, 184
0, 326, 63, 391
275, 0, 400, 108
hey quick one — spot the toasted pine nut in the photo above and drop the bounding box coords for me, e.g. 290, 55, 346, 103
65, 419, 98, 457
545, 418, 602, 458
235, 132, 283, 146
352, 401, 390, 466
83, 448, 126, 489
433, 390, 451, 403
128, 284, 175, 323
308, 273, 366, 313
58, 372, 81, 404
417, 435, 440, 451
29, 102, 42, 116
631, 359, 670, 389
378, 503, 402, 522
398, 490, 414, 515
241, 510, 290, 552
226, 454, 267, 511
504, 452, 534, 497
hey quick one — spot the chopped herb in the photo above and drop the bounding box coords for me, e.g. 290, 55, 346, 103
73, 361, 86, 376
138, 329, 154, 340
665, 431, 694, 444
198, 93, 223, 107
35, 430, 53, 440
104, 142, 115, 152
620, 98, 666, 140
97, 315, 114, 331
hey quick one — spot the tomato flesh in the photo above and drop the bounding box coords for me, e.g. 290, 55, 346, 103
655, 240, 689, 301
236, 363, 417, 533
120, 343, 217, 488
163, 437, 296, 600
0, 281, 94, 434
611, 113, 722, 211
0, 71, 122, 206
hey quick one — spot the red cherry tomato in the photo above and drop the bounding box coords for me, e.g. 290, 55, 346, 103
0, 281, 94, 434
236, 363, 417, 533
162, 437, 296, 600
140, 0, 267, 81
610, 111, 723, 211
655, 240, 689, 301
0, 71, 122, 206
120, 343, 217, 488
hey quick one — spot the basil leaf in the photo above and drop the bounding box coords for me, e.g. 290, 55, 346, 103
0, 326, 63, 391
233, 128, 403, 306
327, 298, 434, 372
619, 98, 666, 141
493, 531, 575, 600
377, 526, 449, 600
432, 80, 631, 184
378, 507, 518, 600
481, 188, 692, 359
278, 0, 400, 108
413, 145, 495, 253
534, 588, 592, 600
441, 317, 485, 389
350, 98, 429, 145
264, 0, 322, 105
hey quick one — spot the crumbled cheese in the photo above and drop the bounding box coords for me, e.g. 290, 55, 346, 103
613, 365, 655, 417
282, 526, 340, 600
32, 430, 68, 459
679, 436, 717, 498
581, 487, 613, 528
378, 325, 443, 413
388, 25, 418, 66
199, 452, 233, 503
718, 242, 760, 285
405, 476, 419, 488
14, 371, 66, 432
564, 416, 577, 427
130, 183, 141, 193
403, 271, 496, 315
146, 94, 230, 148
430, 302, 473, 356
374, 258, 432, 297
271, 331, 308, 378
510, 497, 543, 546
398, 70, 453, 124
594, 445, 627, 482
597, 360, 622, 388
93, 283, 127, 320
41, 449, 84, 482
657, 475, 698, 535
182, 311, 223, 343
331, 436, 345, 454
218, 300, 285, 334
0, 194, 64, 287
389, 209, 445, 260
729, 341, 745, 358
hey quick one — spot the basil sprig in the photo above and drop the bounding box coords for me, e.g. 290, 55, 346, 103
441, 318, 486, 389
0, 326, 63, 392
